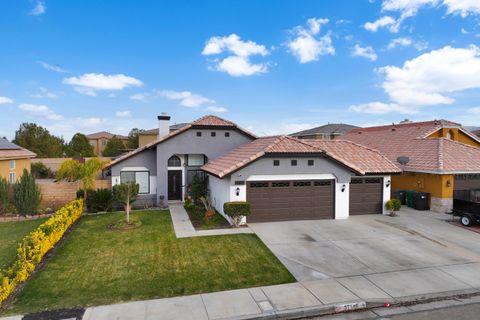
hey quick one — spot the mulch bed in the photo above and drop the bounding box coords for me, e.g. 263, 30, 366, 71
22, 308, 84, 320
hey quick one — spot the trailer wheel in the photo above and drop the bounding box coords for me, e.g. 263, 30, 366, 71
461, 215, 473, 227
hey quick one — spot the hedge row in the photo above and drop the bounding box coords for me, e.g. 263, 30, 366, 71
0, 199, 84, 304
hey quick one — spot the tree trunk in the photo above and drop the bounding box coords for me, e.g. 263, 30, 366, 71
126, 195, 130, 224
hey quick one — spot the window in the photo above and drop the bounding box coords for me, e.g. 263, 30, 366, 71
211, 132, 216, 137
225, 132, 230, 137
120, 171, 150, 194
168, 155, 181, 167
9, 172, 15, 184
308, 160, 314, 166
272, 181, 290, 187
187, 170, 207, 187
187, 154, 205, 166
249, 182, 268, 188
273, 160, 280, 166
291, 160, 297, 166
293, 181, 311, 187
9, 160, 15, 170
101, 140, 107, 146
196, 132, 202, 137
314, 180, 331, 186
90, 141, 96, 146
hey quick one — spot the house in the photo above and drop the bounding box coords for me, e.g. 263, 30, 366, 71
290, 123, 359, 140
138, 123, 188, 148
104, 114, 400, 223
86, 132, 129, 156
342, 120, 480, 213
0, 139, 36, 183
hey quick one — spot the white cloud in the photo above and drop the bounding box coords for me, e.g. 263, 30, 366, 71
130, 93, 149, 102
364, 16, 399, 32
0, 96, 13, 104
351, 45, 480, 115
202, 34, 269, 76
205, 106, 228, 113
63, 73, 143, 96
387, 37, 413, 49
31, 87, 57, 99
352, 44, 378, 61
18, 103, 63, 120
349, 102, 419, 114
29, 0, 46, 16
39, 61, 67, 73
287, 18, 335, 63
159, 90, 214, 108
468, 106, 480, 114
461, 28, 470, 34
115, 110, 131, 118
442, 0, 480, 17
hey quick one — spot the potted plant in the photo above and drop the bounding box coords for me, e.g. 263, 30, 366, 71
386, 199, 401, 217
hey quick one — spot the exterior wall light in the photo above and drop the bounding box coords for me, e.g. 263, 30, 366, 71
446, 180, 451, 187
386, 180, 391, 188
236, 187, 240, 196
341, 184, 346, 192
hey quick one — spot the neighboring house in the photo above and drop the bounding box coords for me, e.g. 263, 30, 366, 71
86, 132, 129, 156
0, 139, 36, 183
105, 114, 400, 223
138, 123, 188, 147
343, 120, 480, 213
290, 123, 359, 140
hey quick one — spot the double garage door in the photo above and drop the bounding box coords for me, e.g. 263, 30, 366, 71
247, 177, 384, 222
247, 180, 334, 222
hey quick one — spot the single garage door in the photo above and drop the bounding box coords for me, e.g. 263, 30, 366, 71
454, 174, 480, 190
247, 180, 334, 222
349, 177, 383, 215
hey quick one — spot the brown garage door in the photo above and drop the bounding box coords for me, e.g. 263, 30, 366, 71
454, 174, 480, 190
349, 177, 383, 215
247, 180, 334, 222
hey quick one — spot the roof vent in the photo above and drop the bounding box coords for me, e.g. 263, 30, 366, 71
397, 156, 410, 165
391, 128, 396, 131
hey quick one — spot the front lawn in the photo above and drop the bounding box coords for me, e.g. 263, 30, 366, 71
6, 210, 294, 314
0, 218, 47, 270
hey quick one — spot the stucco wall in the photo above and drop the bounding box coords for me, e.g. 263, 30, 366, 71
110, 149, 157, 176
0, 158, 31, 182
139, 134, 157, 148
155, 128, 253, 204
392, 172, 453, 199
427, 128, 480, 147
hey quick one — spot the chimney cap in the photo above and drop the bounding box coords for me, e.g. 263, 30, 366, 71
158, 114, 171, 121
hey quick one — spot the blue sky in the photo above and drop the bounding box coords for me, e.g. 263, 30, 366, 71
1, 0, 480, 140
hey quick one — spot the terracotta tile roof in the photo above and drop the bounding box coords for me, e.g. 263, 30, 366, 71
86, 131, 128, 140
104, 115, 256, 169
0, 139, 36, 160
343, 119, 480, 173
202, 136, 400, 178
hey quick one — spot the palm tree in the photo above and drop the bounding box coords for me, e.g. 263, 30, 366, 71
56, 158, 106, 212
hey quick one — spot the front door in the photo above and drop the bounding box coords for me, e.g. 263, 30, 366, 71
168, 170, 182, 200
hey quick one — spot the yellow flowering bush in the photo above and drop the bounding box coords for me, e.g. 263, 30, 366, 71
0, 199, 83, 305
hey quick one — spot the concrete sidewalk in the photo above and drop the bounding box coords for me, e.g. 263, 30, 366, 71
77, 262, 478, 320
169, 203, 254, 238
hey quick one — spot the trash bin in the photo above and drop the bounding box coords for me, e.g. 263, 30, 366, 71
394, 190, 406, 205
405, 190, 416, 208
413, 192, 429, 210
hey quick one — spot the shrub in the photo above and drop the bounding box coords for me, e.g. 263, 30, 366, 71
0, 199, 83, 304
76, 188, 113, 213
0, 177, 9, 214
31, 162, 53, 179
224, 201, 251, 227
386, 199, 402, 216
190, 174, 207, 204
13, 169, 41, 216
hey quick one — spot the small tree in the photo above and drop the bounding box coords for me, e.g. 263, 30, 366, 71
0, 177, 9, 214
102, 136, 125, 157
31, 162, 53, 179
56, 158, 105, 212
113, 182, 139, 223
386, 199, 402, 216
190, 174, 207, 204
65, 133, 95, 157
224, 201, 251, 227
14, 169, 42, 215
127, 128, 145, 149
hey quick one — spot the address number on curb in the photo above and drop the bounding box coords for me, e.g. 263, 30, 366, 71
334, 301, 367, 313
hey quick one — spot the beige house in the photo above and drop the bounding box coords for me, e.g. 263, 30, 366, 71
0, 139, 36, 183
86, 132, 129, 156
138, 121, 188, 147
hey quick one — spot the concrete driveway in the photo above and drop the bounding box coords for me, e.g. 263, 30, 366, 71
249, 207, 480, 283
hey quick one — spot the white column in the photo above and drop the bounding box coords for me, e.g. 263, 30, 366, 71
382, 175, 392, 215
335, 181, 349, 219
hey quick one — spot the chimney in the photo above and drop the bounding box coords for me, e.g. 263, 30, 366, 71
158, 113, 170, 138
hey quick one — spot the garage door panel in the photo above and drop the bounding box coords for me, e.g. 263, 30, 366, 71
247, 179, 334, 222
349, 178, 383, 215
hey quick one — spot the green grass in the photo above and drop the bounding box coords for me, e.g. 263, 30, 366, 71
6, 211, 294, 314
0, 218, 47, 270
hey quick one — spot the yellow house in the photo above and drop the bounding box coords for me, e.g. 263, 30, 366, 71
138, 122, 188, 148
343, 120, 480, 213
86, 132, 129, 156
0, 139, 36, 183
